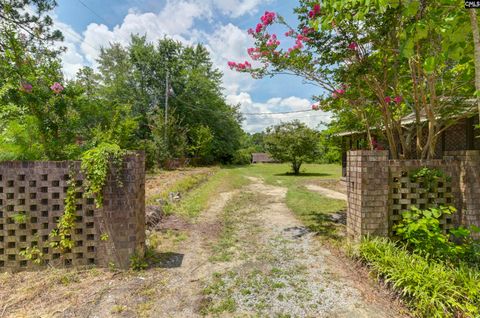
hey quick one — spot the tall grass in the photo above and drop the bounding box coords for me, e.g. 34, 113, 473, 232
358, 237, 480, 318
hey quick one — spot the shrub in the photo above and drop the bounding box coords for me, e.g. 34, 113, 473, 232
358, 237, 480, 318
394, 205, 480, 266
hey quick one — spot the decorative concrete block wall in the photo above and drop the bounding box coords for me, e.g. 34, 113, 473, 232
346, 150, 480, 240
0, 153, 145, 272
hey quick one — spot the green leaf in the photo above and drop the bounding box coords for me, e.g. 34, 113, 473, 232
404, 1, 420, 17
423, 57, 436, 74
401, 38, 415, 58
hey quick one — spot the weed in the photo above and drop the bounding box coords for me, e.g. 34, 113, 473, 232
111, 305, 127, 314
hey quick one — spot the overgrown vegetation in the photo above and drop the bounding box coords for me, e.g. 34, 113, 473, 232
49, 176, 78, 252
394, 205, 480, 265
80, 142, 126, 207
357, 237, 480, 318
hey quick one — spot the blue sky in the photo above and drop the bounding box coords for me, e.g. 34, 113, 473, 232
53, 0, 330, 132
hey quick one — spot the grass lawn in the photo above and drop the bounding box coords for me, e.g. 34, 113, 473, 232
154, 163, 345, 238
233, 163, 346, 240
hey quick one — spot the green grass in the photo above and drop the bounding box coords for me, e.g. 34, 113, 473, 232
147, 171, 212, 205
170, 168, 249, 218
209, 192, 259, 262
357, 237, 480, 318
163, 163, 344, 238
286, 185, 346, 239
232, 163, 346, 239
232, 163, 341, 187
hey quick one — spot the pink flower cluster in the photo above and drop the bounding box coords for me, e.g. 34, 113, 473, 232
348, 42, 358, 51
302, 27, 315, 36
308, 4, 321, 18
247, 47, 262, 60
311, 104, 320, 111
228, 61, 252, 71
50, 82, 64, 94
20, 82, 33, 93
252, 11, 276, 34
332, 88, 346, 99
285, 30, 294, 37
261, 11, 276, 26
385, 96, 402, 104
267, 34, 280, 47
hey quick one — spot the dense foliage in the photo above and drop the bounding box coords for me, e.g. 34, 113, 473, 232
358, 237, 480, 318
0, 1, 244, 168
395, 205, 480, 265
231, 0, 479, 159
264, 120, 319, 174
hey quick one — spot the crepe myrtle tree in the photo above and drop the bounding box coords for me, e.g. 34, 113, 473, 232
230, 1, 476, 159
264, 120, 319, 175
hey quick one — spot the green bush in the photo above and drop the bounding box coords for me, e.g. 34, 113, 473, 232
231, 147, 255, 165
394, 205, 480, 265
358, 237, 480, 318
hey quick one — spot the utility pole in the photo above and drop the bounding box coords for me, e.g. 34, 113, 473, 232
164, 69, 169, 146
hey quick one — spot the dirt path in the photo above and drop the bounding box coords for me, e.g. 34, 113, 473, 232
1, 175, 404, 317
304, 184, 347, 201
201, 177, 404, 317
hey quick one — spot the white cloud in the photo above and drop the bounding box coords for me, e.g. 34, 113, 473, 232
211, 0, 269, 18
227, 92, 332, 133
52, 19, 88, 78
52, 0, 326, 133
80, 1, 208, 64
203, 23, 256, 95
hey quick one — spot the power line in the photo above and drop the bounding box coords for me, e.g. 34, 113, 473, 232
77, 0, 112, 26
243, 109, 315, 115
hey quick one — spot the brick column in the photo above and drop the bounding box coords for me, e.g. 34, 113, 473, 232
346, 150, 389, 240
96, 152, 146, 269
446, 151, 480, 237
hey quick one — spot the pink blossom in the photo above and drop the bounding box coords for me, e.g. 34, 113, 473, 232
285, 30, 294, 37
267, 34, 280, 47
50, 82, 64, 94
247, 47, 263, 60
247, 28, 254, 35
335, 89, 345, 95
228, 61, 237, 69
348, 42, 358, 50
384, 96, 392, 103
20, 82, 32, 93
260, 11, 276, 26
302, 27, 314, 35
256, 23, 263, 33
393, 96, 402, 104
308, 3, 321, 18
311, 104, 320, 111
332, 92, 338, 99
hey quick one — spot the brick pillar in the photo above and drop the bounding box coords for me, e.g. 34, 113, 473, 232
346, 150, 389, 240
96, 152, 146, 269
446, 151, 480, 237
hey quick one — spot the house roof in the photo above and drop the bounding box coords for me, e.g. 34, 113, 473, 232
335, 106, 478, 137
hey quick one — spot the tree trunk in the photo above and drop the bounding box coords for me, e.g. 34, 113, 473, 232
470, 10, 480, 123
292, 161, 301, 175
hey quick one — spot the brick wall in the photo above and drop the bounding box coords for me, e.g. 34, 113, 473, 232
346, 150, 480, 240
0, 153, 145, 272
